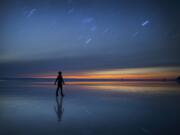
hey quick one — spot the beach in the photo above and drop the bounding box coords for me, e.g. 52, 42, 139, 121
0, 79, 180, 135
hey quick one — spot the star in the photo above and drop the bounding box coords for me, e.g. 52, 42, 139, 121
67, 8, 74, 14
82, 17, 94, 23
85, 38, 92, 44
141, 20, 149, 27
132, 32, 139, 37
27, 8, 37, 18
103, 28, 109, 33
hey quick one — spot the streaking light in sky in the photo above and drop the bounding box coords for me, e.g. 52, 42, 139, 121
132, 32, 139, 37
103, 28, 109, 33
85, 38, 92, 44
67, 8, 74, 14
82, 17, 94, 23
27, 8, 37, 18
0, 0, 179, 78
141, 20, 149, 26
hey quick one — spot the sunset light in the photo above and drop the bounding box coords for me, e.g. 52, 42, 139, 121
27, 66, 180, 80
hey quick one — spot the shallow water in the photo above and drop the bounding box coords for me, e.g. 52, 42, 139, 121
0, 80, 180, 135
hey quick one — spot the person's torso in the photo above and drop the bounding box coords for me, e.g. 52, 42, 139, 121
57, 75, 63, 83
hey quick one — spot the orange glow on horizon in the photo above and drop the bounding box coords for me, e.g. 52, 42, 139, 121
26, 66, 180, 80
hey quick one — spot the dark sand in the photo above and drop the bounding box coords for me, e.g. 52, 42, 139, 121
0, 80, 180, 135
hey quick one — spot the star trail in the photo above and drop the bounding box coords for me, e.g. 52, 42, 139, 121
0, 0, 179, 78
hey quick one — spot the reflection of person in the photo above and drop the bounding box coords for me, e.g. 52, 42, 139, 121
54, 96, 64, 122
54, 71, 65, 97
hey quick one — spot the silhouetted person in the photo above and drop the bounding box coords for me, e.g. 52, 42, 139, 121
176, 76, 180, 84
54, 96, 64, 122
54, 71, 65, 97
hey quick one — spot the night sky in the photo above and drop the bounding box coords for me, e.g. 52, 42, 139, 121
0, 0, 180, 78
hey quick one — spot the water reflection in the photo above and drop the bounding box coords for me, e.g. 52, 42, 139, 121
79, 82, 180, 94
54, 96, 64, 122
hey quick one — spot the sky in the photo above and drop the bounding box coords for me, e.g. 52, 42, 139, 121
0, 0, 180, 79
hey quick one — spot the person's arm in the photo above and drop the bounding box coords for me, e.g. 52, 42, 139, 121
54, 76, 58, 85
62, 77, 65, 85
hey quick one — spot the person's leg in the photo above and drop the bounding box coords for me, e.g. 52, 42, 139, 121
56, 86, 59, 96
60, 85, 64, 97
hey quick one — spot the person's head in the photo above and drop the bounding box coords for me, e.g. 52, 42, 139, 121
58, 71, 62, 75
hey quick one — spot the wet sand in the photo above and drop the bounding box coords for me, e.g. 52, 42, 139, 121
0, 80, 180, 135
